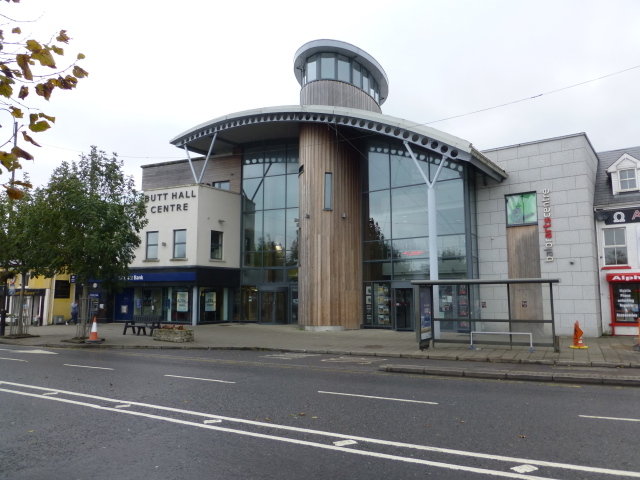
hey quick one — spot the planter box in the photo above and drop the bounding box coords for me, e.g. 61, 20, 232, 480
153, 328, 194, 343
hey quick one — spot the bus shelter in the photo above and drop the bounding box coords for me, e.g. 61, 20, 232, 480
412, 278, 560, 352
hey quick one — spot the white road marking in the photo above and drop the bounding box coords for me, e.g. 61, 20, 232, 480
261, 353, 320, 360
319, 391, 438, 405
0, 348, 57, 355
333, 440, 357, 447
321, 357, 385, 364
0, 380, 637, 478
204, 419, 222, 424
63, 364, 114, 370
0, 357, 27, 362
0, 386, 555, 480
115, 404, 131, 409
580, 415, 640, 422
512, 465, 539, 473
164, 375, 235, 384
42, 392, 58, 396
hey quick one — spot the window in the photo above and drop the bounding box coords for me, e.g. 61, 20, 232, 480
324, 172, 332, 210
505, 192, 537, 226
210, 231, 223, 260
619, 169, 637, 191
173, 229, 186, 258
146, 231, 158, 259
213, 181, 230, 191
337, 54, 350, 82
604, 228, 628, 265
320, 53, 335, 79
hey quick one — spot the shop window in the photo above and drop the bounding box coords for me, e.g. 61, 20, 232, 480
505, 192, 537, 226
210, 231, 223, 260
173, 229, 186, 258
604, 228, 628, 265
146, 231, 158, 260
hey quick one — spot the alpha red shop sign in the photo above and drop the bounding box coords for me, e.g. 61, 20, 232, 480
606, 273, 640, 282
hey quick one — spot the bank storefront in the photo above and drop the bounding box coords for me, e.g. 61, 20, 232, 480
114, 268, 240, 325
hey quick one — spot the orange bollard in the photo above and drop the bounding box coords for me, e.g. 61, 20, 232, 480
85, 316, 104, 344
569, 321, 588, 349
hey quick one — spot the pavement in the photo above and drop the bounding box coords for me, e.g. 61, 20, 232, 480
2, 322, 640, 387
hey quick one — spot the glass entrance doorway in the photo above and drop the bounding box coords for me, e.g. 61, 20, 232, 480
392, 288, 413, 331
259, 288, 288, 324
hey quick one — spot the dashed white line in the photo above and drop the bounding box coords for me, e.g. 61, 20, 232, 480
63, 364, 114, 370
319, 391, 438, 405
0, 357, 27, 362
580, 415, 640, 422
164, 375, 235, 384
334, 440, 358, 447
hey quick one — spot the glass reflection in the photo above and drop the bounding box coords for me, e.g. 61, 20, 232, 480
364, 190, 391, 241
391, 185, 429, 239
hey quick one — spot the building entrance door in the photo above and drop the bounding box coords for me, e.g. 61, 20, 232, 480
392, 288, 413, 331
259, 288, 288, 324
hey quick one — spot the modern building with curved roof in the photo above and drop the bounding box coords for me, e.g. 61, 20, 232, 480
121, 39, 612, 340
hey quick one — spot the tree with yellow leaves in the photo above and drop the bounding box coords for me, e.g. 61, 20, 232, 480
0, 0, 88, 198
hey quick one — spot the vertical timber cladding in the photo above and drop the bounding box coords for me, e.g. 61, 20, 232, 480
299, 123, 363, 329
506, 225, 544, 336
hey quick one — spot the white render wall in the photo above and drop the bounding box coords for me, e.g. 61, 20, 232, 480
131, 184, 241, 269
477, 134, 601, 337
596, 222, 640, 336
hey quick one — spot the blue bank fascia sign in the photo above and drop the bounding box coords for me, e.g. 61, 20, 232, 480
126, 272, 196, 282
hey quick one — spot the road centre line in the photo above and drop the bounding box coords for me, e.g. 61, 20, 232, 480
0, 357, 27, 362
63, 364, 114, 370
319, 391, 438, 405
0, 348, 57, 355
0, 380, 637, 478
165, 375, 235, 384
580, 415, 640, 422
0, 386, 575, 480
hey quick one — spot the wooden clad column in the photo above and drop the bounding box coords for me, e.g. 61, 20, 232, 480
507, 225, 544, 339
298, 123, 362, 330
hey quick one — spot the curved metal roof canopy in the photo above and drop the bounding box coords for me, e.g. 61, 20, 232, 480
170, 105, 507, 182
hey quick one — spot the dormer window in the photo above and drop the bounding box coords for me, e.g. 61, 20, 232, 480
606, 153, 640, 195
619, 169, 637, 191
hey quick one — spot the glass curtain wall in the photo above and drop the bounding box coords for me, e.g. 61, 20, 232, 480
241, 141, 299, 322
362, 140, 474, 328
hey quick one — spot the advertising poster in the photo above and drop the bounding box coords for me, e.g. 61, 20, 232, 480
176, 291, 189, 312
205, 292, 216, 312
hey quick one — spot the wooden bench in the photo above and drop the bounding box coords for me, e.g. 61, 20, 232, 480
123, 315, 162, 336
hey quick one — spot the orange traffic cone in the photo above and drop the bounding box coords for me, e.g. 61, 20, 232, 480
85, 316, 104, 344
569, 321, 588, 349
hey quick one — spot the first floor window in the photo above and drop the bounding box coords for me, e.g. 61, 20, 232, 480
505, 192, 537, 226
604, 228, 627, 265
210, 231, 223, 260
173, 229, 186, 258
146, 231, 158, 259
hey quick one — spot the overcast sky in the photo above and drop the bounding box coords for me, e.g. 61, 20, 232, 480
7, 0, 640, 189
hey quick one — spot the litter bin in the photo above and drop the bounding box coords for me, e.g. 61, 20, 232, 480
53, 315, 64, 325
